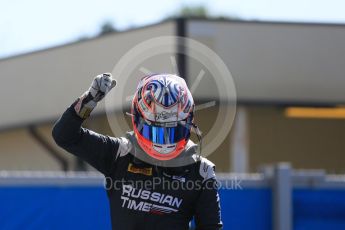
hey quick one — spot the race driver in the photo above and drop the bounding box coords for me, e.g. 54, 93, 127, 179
52, 73, 223, 230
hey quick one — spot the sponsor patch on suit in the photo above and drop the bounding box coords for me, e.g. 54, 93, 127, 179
127, 163, 152, 176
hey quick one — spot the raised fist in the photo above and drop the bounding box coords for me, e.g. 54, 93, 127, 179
74, 73, 116, 119
88, 73, 116, 102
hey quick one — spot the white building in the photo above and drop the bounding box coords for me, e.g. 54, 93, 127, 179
1, 18, 345, 172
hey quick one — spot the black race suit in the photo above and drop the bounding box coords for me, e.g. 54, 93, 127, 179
52, 106, 223, 230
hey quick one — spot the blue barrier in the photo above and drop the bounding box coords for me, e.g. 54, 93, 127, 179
1, 185, 345, 230
219, 188, 272, 230
0, 186, 111, 230
0, 186, 272, 230
293, 188, 345, 230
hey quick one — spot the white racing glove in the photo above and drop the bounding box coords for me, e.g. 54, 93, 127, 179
74, 73, 116, 119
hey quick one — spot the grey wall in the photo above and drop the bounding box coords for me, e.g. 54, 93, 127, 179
187, 20, 345, 105
0, 22, 175, 129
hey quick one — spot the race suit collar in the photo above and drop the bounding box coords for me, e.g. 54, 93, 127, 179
126, 131, 199, 167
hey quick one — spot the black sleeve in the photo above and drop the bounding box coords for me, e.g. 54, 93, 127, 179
194, 178, 223, 230
52, 106, 119, 175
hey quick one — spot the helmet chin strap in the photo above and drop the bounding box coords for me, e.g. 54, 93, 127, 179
125, 112, 134, 117
192, 123, 203, 161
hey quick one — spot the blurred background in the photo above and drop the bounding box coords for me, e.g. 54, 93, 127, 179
1, 0, 345, 229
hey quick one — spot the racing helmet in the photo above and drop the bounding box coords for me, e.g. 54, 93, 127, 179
131, 74, 195, 160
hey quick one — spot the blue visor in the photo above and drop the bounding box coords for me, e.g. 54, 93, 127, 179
139, 122, 190, 145
133, 111, 191, 145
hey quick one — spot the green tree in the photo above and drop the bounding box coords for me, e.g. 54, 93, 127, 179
166, 5, 240, 20
99, 21, 117, 36
178, 5, 208, 18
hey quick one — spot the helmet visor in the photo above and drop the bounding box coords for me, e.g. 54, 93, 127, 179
135, 118, 191, 145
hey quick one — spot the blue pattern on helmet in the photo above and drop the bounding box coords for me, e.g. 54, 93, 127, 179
145, 76, 180, 107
